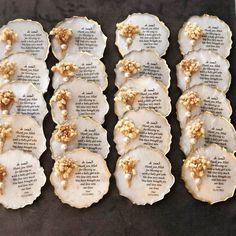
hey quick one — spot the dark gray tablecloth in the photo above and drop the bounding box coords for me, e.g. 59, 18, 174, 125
0, 0, 235, 235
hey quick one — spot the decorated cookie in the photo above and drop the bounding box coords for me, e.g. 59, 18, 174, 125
182, 144, 236, 204
52, 52, 108, 90
178, 15, 232, 58
114, 146, 174, 205
114, 76, 171, 118
50, 78, 109, 124
176, 50, 231, 92
50, 148, 111, 208
50, 16, 107, 60
115, 49, 170, 88
0, 53, 49, 93
50, 117, 109, 159
180, 112, 236, 155
114, 109, 171, 155
0, 81, 47, 125
0, 19, 50, 60
115, 13, 170, 57
0, 149, 46, 209
0, 114, 46, 158
176, 84, 232, 128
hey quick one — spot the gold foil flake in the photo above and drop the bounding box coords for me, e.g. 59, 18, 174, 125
0, 123, 12, 153
0, 28, 17, 55
115, 87, 139, 110
179, 59, 200, 89
51, 89, 71, 120
185, 155, 210, 190
118, 59, 141, 77
184, 22, 204, 50
0, 61, 16, 82
0, 164, 7, 195
51, 62, 78, 82
50, 26, 73, 52
117, 23, 140, 47
54, 157, 78, 190
0, 91, 16, 114
54, 123, 77, 151
180, 91, 201, 117
115, 118, 139, 143
119, 158, 137, 187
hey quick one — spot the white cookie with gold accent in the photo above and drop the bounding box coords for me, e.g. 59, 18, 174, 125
0, 149, 46, 209
50, 78, 109, 124
50, 16, 107, 60
0, 53, 49, 93
176, 50, 231, 92
50, 117, 109, 159
182, 144, 236, 204
180, 112, 236, 156
52, 52, 108, 91
114, 146, 174, 205
0, 81, 47, 125
114, 109, 171, 155
115, 49, 170, 88
176, 84, 232, 128
50, 148, 111, 208
115, 13, 170, 57
178, 15, 232, 58
0, 19, 50, 60
0, 114, 46, 158
114, 76, 171, 118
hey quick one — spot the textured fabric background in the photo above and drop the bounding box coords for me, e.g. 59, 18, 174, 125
0, 0, 235, 235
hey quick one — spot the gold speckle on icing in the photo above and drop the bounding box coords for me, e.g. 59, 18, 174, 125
187, 120, 205, 148
117, 23, 140, 47
54, 157, 78, 190
119, 157, 137, 187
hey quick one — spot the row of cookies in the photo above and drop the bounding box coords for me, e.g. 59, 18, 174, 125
176, 15, 236, 204
0, 19, 51, 209
113, 13, 175, 205
48, 17, 111, 208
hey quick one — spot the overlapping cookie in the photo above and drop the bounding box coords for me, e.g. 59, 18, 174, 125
50, 148, 110, 208
50, 78, 109, 124
114, 76, 171, 118
178, 14, 232, 58
115, 49, 170, 88
50, 16, 107, 60
0, 114, 46, 158
176, 84, 232, 128
0, 81, 47, 125
180, 112, 236, 155
115, 13, 170, 57
52, 52, 108, 90
182, 144, 236, 204
50, 117, 110, 159
114, 146, 174, 205
0, 19, 50, 60
114, 109, 171, 155
0, 149, 46, 209
176, 50, 231, 92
